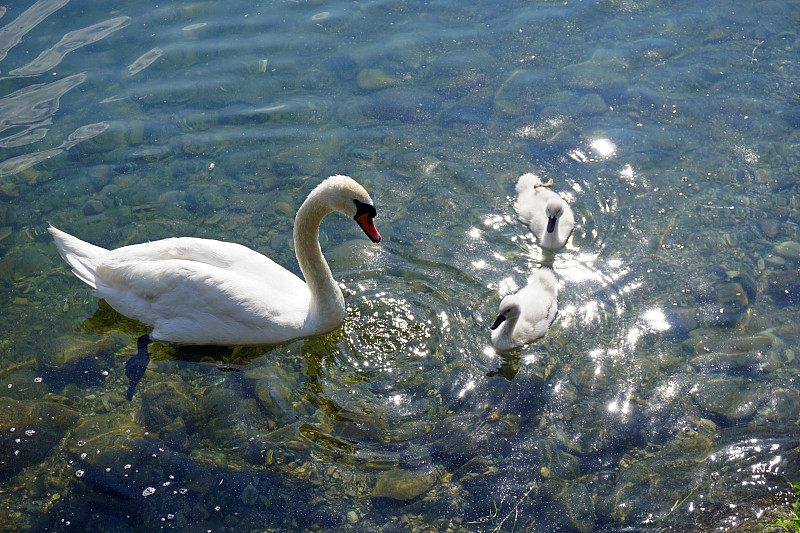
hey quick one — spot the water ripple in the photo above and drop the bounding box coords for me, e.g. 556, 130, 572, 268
8, 16, 130, 77
0, 0, 69, 64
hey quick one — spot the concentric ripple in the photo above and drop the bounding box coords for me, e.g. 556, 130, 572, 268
294, 256, 514, 463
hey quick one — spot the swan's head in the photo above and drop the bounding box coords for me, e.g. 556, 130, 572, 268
545, 198, 564, 234
320, 175, 381, 243
490, 295, 521, 330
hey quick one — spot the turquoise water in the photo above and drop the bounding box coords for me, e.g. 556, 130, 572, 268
1, 0, 799, 530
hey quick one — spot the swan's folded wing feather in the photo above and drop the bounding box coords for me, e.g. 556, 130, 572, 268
94, 258, 309, 337
514, 189, 547, 236
104, 237, 283, 275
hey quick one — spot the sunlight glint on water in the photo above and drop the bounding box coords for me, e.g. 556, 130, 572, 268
0, 0, 798, 531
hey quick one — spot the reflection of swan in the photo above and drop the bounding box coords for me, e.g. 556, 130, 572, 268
514, 173, 574, 250
490, 268, 558, 351
49, 175, 381, 345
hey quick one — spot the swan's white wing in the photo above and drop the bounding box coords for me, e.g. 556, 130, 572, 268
557, 204, 576, 244
94, 251, 311, 345
516, 270, 558, 343
514, 188, 549, 238
103, 237, 292, 278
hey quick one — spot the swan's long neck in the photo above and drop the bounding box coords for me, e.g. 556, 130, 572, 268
496, 316, 518, 348
541, 227, 558, 249
293, 188, 345, 325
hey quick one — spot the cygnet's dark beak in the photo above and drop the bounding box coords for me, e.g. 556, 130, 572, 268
546, 215, 557, 234
353, 199, 381, 243
490, 313, 506, 330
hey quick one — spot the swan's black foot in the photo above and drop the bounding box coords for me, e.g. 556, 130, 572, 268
125, 334, 151, 401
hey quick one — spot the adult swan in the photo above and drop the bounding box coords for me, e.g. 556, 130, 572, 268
49, 175, 381, 346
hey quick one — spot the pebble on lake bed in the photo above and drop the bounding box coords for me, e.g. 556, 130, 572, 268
372, 468, 437, 501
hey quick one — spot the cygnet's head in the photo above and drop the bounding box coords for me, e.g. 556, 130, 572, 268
490, 295, 521, 330
317, 175, 381, 243
545, 198, 564, 233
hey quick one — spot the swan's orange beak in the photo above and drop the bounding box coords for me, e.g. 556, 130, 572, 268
356, 213, 381, 243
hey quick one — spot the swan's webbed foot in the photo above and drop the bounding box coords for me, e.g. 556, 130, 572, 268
534, 178, 554, 189
125, 334, 151, 401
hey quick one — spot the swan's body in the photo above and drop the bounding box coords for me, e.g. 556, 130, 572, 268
49, 175, 380, 345
514, 172, 574, 250
490, 268, 558, 351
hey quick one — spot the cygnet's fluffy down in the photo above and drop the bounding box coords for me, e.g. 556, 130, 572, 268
490, 268, 558, 351
514, 173, 574, 250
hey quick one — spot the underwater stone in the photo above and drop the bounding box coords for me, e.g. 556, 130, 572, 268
689, 351, 771, 374
765, 270, 800, 305
321, 54, 358, 81
0, 226, 13, 243
713, 282, 748, 313
759, 219, 780, 238
629, 38, 678, 63
773, 241, 800, 261
494, 69, 558, 116
362, 87, 440, 123
0, 363, 49, 400
356, 68, 397, 90
241, 483, 259, 506
694, 334, 772, 355
521, 438, 580, 480
430, 49, 493, 99
689, 375, 763, 423
249, 366, 295, 423
372, 468, 436, 500
326, 239, 377, 270
40, 335, 116, 389
0, 398, 79, 478
438, 104, 491, 127
576, 93, 608, 115
141, 378, 199, 434
160, 417, 189, 451
199, 384, 243, 446
83, 199, 105, 216
0, 245, 50, 284
561, 483, 595, 533
561, 61, 627, 91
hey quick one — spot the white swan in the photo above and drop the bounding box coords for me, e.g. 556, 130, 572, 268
49, 175, 381, 346
490, 268, 558, 351
514, 172, 574, 250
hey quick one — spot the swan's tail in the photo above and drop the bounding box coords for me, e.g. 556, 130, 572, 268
48, 225, 107, 289
516, 172, 552, 193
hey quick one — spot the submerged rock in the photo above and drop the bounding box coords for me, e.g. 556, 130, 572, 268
141, 377, 199, 435
494, 69, 557, 116
0, 398, 79, 478
361, 87, 440, 123
372, 468, 437, 500
241, 483, 259, 506
0, 362, 49, 400
356, 68, 397, 91
694, 334, 772, 355
773, 241, 800, 261
765, 270, 800, 306
561, 56, 627, 91
688, 374, 766, 423
40, 335, 117, 390
559, 482, 595, 533
690, 351, 772, 373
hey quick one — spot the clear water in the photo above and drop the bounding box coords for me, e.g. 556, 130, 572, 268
1, 0, 799, 531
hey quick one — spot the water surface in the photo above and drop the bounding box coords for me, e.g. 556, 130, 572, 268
1, 0, 799, 531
